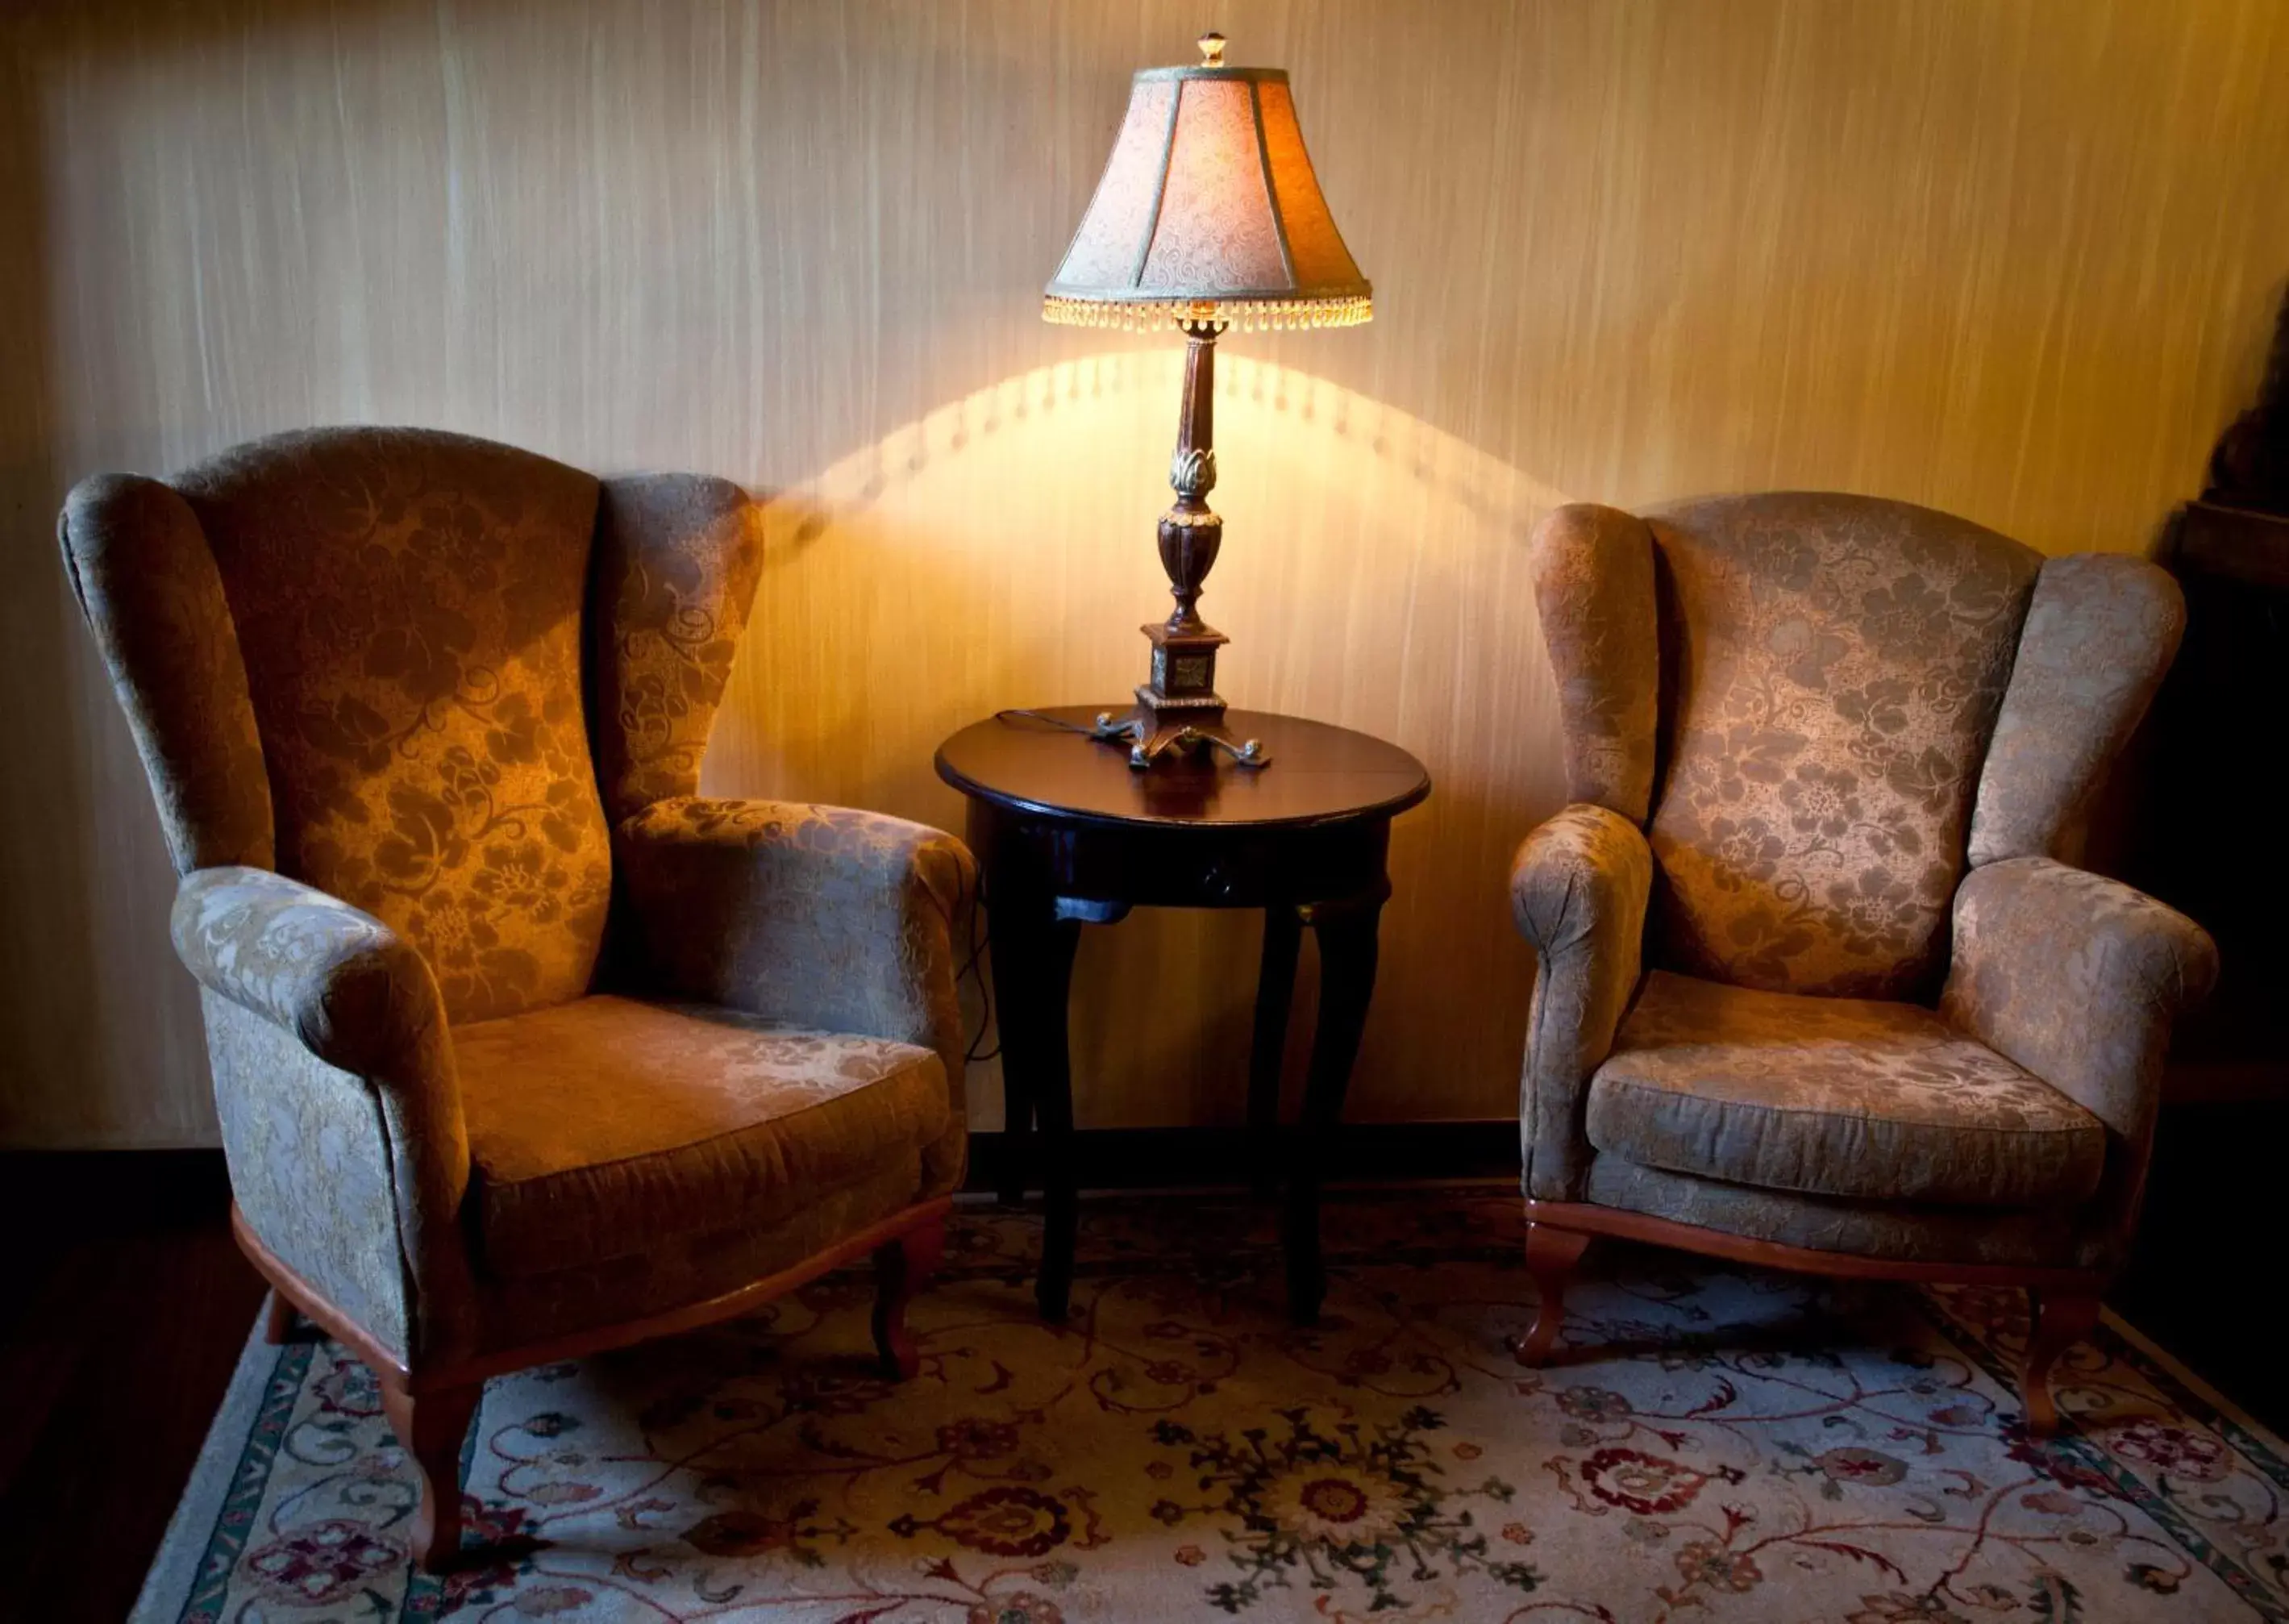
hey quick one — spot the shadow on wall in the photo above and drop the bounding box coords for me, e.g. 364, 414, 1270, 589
702, 350, 1577, 1131
9, 0, 2287, 1151
0, 0, 1094, 1147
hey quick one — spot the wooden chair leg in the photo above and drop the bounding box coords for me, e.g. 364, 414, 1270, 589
872, 1216, 946, 1380
2020, 1287, 2103, 1436
1517, 1222, 1592, 1367
379, 1376, 484, 1574
263, 1290, 298, 1345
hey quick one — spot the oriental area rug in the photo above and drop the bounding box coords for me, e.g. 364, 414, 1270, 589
136, 1189, 2287, 1623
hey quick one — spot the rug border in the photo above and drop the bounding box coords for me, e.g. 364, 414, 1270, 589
130, 1313, 283, 1624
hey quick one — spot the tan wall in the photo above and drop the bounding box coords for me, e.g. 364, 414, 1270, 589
2, 0, 2284, 1147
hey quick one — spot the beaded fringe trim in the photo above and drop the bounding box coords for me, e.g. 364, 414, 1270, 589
1042, 294, 1372, 334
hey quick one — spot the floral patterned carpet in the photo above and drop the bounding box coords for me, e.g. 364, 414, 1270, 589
138, 1189, 2286, 1623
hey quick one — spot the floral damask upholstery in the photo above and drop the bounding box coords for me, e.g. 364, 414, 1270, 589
172, 429, 615, 1025
453, 996, 948, 1278
1586, 971, 2107, 1209
1528, 503, 1660, 822
1516, 493, 2213, 1277
612, 796, 978, 1194
171, 863, 479, 1358
1643, 493, 2043, 1000
1941, 856, 2215, 1241
1579, 1158, 2090, 1268
57, 475, 275, 872
1966, 556, 2191, 867
588, 475, 766, 825
60, 427, 974, 1376
1512, 802, 1653, 1201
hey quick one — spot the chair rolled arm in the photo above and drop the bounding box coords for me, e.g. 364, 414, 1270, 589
173, 866, 456, 1087
613, 797, 977, 1190
171, 866, 470, 1359
1940, 856, 2216, 1243
1512, 803, 1654, 1200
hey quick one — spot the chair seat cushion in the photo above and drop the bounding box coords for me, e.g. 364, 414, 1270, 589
455, 995, 948, 1276
1584, 972, 2105, 1208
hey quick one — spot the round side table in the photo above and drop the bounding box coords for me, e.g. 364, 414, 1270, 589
934, 707, 1432, 1324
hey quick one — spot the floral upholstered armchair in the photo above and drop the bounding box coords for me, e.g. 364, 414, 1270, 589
60, 427, 973, 1569
1512, 493, 2216, 1435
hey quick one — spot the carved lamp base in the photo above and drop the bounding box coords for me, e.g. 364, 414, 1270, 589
1090, 621, 1269, 768
1091, 706, 1269, 769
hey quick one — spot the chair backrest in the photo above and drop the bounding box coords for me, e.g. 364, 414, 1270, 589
1640, 493, 2043, 998
171, 428, 612, 1022
63, 427, 764, 1031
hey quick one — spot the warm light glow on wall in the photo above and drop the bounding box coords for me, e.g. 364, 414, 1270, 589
11, 0, 2287, 1147
704, 353, 1575, 1129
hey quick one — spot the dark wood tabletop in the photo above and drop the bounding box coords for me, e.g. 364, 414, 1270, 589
934, 707, 1430, 830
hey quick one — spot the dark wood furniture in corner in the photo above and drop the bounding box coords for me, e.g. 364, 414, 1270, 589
2127, 500, 2289, 1102
935, 709, 1431, 1325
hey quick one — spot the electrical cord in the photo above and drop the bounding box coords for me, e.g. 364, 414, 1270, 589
960, 877, 999, 1064
993, 706, 1105, 738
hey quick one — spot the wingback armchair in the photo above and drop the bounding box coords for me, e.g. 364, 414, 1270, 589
60, 427, 973, 1569
1513, 493, 2216, 1435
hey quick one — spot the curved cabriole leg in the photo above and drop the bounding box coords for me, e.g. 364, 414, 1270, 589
1246, 906, 1304, 1200
2021, 1287, 2103, 1436
263, 1290, 298, 1345
380, 1376, 484, 1574
992, 904, 1084, 1323
1283, 895, 1384, 1326
872, 1217, 947, 1380
1517, 1222, 1592, 1367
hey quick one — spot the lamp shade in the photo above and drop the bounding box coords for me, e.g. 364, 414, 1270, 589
1044, 38, 1371, 333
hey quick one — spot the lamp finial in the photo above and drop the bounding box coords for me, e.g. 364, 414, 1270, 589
1197, 31, 1226, 67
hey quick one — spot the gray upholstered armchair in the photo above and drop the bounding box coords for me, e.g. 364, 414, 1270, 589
1512, 493, 2216, 1435
60, 427, 973, 1570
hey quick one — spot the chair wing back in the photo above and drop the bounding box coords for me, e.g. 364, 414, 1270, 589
59, 473, 277, 876
1966, 552, 2185, 866
77, 427, 615, 1026
1525, 502, 1663, 825
586, 474, 765, 827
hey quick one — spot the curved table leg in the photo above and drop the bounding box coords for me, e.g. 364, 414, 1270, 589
1284, 887, 1387, 1325
990, 895, 1084, 1322
1247, 905, 1305, 1197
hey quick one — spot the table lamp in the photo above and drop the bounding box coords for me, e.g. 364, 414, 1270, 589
1044, 31, 1371, 769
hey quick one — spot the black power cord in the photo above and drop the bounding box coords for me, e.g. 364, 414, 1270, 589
992, 706, 1105, 739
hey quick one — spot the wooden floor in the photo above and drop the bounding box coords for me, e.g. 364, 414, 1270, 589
0, 1151, 265, 1623
0, 1106, 2280, 1622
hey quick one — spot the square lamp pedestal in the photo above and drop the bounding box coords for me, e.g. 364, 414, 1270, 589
1092, 622, 1266, 768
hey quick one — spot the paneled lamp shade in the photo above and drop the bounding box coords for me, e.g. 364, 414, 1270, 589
1045, 32, 1371, 769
